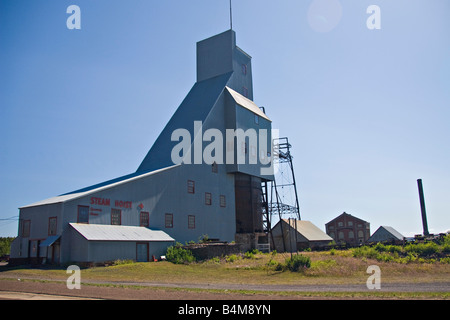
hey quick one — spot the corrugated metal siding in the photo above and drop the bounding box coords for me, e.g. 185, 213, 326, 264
88, 241, 136, 262
70, 223, 174, 242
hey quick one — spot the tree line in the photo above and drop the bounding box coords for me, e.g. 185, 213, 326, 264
0, 237, 15, 257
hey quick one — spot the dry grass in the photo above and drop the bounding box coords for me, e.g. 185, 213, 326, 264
2, 250, 449, 287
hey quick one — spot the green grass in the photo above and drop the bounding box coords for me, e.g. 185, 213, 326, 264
2, 250, 449, 287
2, 240, 449, 299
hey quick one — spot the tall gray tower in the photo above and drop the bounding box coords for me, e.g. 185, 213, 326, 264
196, 30, 253, 100
137, 30, 262, 174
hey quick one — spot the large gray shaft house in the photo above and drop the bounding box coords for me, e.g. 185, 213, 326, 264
10, 30, 275, 265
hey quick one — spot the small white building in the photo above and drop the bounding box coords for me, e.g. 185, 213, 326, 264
271, 219, 333, 252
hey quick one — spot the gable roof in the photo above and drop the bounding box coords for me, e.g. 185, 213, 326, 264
325, 212, 369, 225
368, 226, 404, 242
279, 219, 333, 242
381, 226, 404, 240
70, 223, 175, 242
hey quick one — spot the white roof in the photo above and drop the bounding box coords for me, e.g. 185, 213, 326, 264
225, 87, 271, 121
380, 226, 404, 240
282, 219, 333, 242
20, 165, 179, 209
70, 223, 175, 242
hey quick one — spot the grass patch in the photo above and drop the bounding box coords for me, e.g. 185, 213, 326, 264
1, 241, 449, 291
351, 240, 450, 264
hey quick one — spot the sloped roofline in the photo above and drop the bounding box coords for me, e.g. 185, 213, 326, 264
225, 86, 271, 121
325, 212, 369, 225
69, 223, 175, 242
20, 165, 180, 209
276, 219, 333, 241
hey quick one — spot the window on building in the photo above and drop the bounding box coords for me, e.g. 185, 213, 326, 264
22, 220, 31, 238
220, 195, 226, 208
242, 64, 247, 75
48, 217, 57, 236
358, 230, 364, 239
205, 192, 212, 206
348, 221, 353, 227
77, 206, 89, 224
165, 213, 173, 228
241, 142, 248, 155
254, 114, 259, 125
188, 215, 195, 229
111, 209, 121, 225
349, 231, 354, 239
140, 212, 149, 227
338, 222, 343, 227
212, 162, 218, 173
187, 180, 195, 194
242, 86, 248, 97
338, 231, 344, 240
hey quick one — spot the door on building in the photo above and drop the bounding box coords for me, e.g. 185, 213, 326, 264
52, 242, 60, 264
136, 243, 149, 262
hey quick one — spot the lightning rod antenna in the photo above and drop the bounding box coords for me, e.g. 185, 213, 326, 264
229, 0, 233, 30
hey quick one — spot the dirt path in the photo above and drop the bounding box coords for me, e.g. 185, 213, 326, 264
0, 279, 299, 300
1, 277, 449, 300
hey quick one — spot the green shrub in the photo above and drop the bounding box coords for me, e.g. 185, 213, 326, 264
166, 246, 196, 264
439, 257, 450, 264
243, 251, 255, 259
0, 237, 15, 256
112, 259, 134, 266
207, 257, 221, 264
386, 245, 402, 254
352, 246, 378, 260
405, 242, 439, 257
225, 254, 240, 263
284, 254, 311, 272
441, 244, 450, 254
374, 243, 386, 252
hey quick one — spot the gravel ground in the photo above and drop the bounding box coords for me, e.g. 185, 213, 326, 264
1, 277, 449, 300
0, 279, 298, 300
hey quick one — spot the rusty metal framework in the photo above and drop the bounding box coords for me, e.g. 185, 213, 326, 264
261, 137, 301, 250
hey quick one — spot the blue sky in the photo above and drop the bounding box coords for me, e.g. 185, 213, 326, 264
1, 0, 449, 237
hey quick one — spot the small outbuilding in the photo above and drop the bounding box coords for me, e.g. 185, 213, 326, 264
368, 226, 404, 244
271, 219, 333, 252
69, 223, 175, 264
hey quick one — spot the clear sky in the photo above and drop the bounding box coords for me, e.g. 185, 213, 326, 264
1, 0, 449, 237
